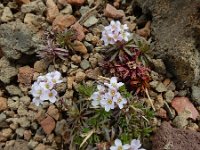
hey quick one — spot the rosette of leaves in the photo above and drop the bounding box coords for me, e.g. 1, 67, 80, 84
101, 35, 152, 94
37, 29, 76, 62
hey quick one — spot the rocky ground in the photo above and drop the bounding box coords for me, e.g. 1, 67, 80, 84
0, 0, 200, 150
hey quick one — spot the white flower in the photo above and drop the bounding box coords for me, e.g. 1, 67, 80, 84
101, 20, 130, 45
90, 91, 104, 107
100, 93, 115, 112
30, 82, 44, 98
46, 71, 63, 84
113, 92, 127, 109
110, 139, 130, 150
37, 75, 47, 83
105, 77, 124, 89
97, 85, 106, 94
110, 20, 121, 32
32, 97, 44, 106
40, 89, 57, 103
130, 139, 145, 150
39, 81, 54, 90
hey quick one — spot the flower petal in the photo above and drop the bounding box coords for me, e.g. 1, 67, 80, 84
114, 139, 122, 146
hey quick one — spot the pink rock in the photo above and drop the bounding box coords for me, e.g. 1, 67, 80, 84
0, 97, 7, 111
104, 4, 125, 19
53, 14, 76, 31
47, 105, 60, 121
171, 97, 199, 120
46, 0, 59, 22
67, 0, 85, 5
18, 66, 34, 86
71, 22, 85, 41
40, 116, 55, 134
16, 0, 30, 4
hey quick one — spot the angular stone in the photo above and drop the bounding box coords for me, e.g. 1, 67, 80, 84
1, 7, 13, 22
152, 122, 200, 150
53, 14, 76, 31
171, 97, 199, 120
71, 22, 85, 41
21, 0, 46, 15
0, 21, 40, 59
86, 67, 102, 80
0, 97, 7, 111
18, 66, 34, 86
46, 0, 59, 22
40, 116, 55, 134
0, 57, 17, 84
47, 105, 60, 121
67, 0, 85, 5
104, 4, 125, 19
72, 40, 88, 54
75, 71, 86, 82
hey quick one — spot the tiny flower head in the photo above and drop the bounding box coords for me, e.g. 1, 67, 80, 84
108, 87, 118, 97
90, 91, 104, 107
30, 82, 43, 98
32, 97, 44, 106
113, 92, 127, 109
97, 85, 106, 94
110, 139, 130, 150
130, 139, 145, 150
110, 20, 121, 32
105, 77, 124, 89
46, 71, 63, 84
100, 93, 115, 112
40, 89, 57, 103
37, 75, 47, 83
39, 81, 54, 90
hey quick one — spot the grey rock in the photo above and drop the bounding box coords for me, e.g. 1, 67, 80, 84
11, 140, 29, 150
21, 0, 46, 15
80, 6, 90, 16
173, 115, 188, 128
152, 59, 166, 74
164, 90, 175, 103
89, 57, 97, 68
167, 81, 176, 91
7, 98, 20, 110
0, 113, 6, 122
83, 16, 98, 27
191, 86, 200, 105
0, 57, 18, 84
24, 13, 46, 30
84, 41, 94, 52
28, 140, 38, 149
1, 7, 13, 22
149, 80, 159, 89
20, 96, 31, 106
155, 82, 167, 93
55, 119, 68, 135
18, 117, 30, 128
0, 21, 42, 59
6, 85, 22, 96
60, 4, 72, 15
17, 105, 28, 116
16, 128, 25, 137
136, 0, 200, 87
80, 59, 90, 70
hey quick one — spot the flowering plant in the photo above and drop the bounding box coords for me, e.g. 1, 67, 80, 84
90, 77, 127, 111
101, 20, 131, 46
30, 71, 63, 106
110, 139, 145, 150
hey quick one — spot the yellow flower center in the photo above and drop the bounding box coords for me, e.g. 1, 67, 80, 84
45, 84, 50, 89
110, 90, 115, 96
107, 99, 112, 104
118, 98, 122, 103
118, 146, 123, 150
37, 90, 42, 95
49, 92, 53, 97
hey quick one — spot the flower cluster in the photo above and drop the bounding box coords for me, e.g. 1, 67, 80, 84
90, 77, 127, 112
110, 139, 145, 150
101, 20, 131, 46
30, 71, 63, 106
